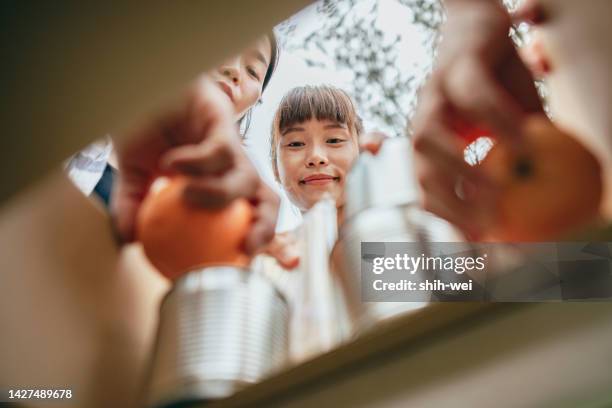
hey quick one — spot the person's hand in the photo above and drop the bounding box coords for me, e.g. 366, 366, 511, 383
411, 0, 544, 239
245, 181, 281, 256
518, 31, 551, 79
163, 150, 280, 256
359, 131, 389, 155
514, 1, 551, 79
112, 76, 279, 254
261, 230, 300, 270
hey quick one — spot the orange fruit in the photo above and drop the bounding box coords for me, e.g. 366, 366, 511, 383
480, 115, 602, 241
136, 176, 254, 280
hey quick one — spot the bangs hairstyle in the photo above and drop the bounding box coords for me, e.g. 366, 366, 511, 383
270, 85, 363, 180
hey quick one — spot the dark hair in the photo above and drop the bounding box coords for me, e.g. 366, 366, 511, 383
263, 31, 279, 92
270, 85, 363, 180
240, 31, 280, 137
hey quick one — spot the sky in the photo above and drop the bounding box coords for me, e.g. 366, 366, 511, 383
242, 0, 435, 231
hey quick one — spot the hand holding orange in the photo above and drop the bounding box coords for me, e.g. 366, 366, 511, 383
480, 115, 602, 241
136, 176, 254, 280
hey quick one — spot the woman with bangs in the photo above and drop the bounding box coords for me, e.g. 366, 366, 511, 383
264, 85, 385, 268
271, 85, 363, 220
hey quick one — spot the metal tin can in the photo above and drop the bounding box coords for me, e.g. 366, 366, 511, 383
145, 266, 289, 407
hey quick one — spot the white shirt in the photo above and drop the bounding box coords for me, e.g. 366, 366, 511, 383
65, 136, 114, 195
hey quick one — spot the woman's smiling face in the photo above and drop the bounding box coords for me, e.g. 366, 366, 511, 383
209, 37, 272, 119
276, 119, 359, 211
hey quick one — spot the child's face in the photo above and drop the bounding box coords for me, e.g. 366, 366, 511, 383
276, 119, 359, 211
209, 37, 272, 119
